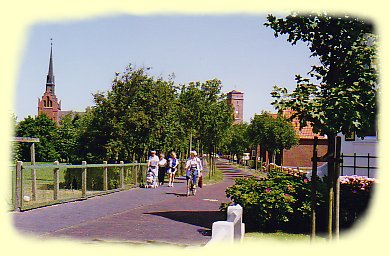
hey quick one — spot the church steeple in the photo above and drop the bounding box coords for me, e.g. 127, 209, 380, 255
38, 39, 61, 124
46, 39, 55, 95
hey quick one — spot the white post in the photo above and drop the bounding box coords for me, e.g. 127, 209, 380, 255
227, 204, 244, 241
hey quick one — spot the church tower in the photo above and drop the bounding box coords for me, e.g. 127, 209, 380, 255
38, 41, 61, 124
227, 90, 244, 124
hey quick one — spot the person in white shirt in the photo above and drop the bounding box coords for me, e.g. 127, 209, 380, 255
185, 150, 202, 192
167, 151, 179, 187
158, 153, 167, 186
147, 150, 159, 187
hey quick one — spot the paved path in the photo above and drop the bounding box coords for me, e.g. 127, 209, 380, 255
13, 159, 250, 246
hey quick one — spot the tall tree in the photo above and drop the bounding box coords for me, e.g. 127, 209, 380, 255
178, 79, 234, 156
16, 114, 59, 162
265, 12, 378, 238
55, 112, 80, 163
221, 123, 250, 163
87, 65, 182, 162
265, 12, 377, 139
247, 112, 298, 164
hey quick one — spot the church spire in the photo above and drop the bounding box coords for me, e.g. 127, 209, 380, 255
46, 39, 55, 95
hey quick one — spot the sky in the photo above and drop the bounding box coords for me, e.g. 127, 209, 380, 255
16, 14, 318, 122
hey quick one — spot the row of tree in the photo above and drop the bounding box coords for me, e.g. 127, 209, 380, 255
219, 112, 299, 165
12, 65, 299, 165
13, 65, 237, 164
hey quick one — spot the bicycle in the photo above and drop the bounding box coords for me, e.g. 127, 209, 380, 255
186, 169, 197, 196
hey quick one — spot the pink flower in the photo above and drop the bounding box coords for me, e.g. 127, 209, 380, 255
303, 178, 309, 183
265, 188, 271, 193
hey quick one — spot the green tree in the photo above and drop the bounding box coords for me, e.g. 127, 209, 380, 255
16, 114, 59, 162
247, 112, 298, 164
55, 112, 80, 163
84, 65, 182, 162
221, 123, 250, 163
265, 12, 378, 237
178, 79, 234, 156
265, 12, 377, 140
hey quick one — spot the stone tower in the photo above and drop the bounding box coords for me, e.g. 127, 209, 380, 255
37, 42, 61, 124
227, 90, 244, 124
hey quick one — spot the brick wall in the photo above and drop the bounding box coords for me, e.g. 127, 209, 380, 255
282, 139, 328, 167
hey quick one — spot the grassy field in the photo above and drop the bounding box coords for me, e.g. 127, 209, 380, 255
11, 163, 146, 211
244, 231, 327, 243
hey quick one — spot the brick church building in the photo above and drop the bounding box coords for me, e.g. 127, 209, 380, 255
37, 43, 62, 124
37, 43, 82, 124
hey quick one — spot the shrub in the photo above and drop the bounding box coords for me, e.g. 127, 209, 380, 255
222, 171, 327, 232
339, 175, 376, 229
222, 170, 377, 233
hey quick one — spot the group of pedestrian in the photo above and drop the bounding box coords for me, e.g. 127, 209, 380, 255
147, 150, 179, 187
147, 150, 203, 189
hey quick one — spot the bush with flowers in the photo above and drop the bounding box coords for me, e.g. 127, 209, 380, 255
339, 175, 376, 228
222, 169, 377, 232
221, 170, 327, 232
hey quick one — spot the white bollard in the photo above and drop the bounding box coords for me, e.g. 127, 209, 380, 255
209, 221, 234, 244
206, 204, 245, 246
227, 204, 244, 241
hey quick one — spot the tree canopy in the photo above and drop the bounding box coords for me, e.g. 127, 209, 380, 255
265, 12, 378, 138
14, 65, 234, 164
247, 112, 298, 162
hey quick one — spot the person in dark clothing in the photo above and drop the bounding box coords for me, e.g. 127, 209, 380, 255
158, 153, 167, 186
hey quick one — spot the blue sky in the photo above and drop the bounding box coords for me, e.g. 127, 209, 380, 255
16, 14, 318, 122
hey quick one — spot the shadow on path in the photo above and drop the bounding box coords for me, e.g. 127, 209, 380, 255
165, 192, 188, 197
145, 210, 225, 233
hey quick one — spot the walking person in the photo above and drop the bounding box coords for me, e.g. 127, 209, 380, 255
147, 150, 159, 188
158, 153, 167, 186
167, 152, 179, 187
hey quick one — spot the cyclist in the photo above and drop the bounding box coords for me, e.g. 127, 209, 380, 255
185, 150, 202, 195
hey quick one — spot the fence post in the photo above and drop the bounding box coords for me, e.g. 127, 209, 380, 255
120, 161, 124, 189
334, 136, 342, 241
367, 153, 370, 177
53, 161, 60, 200
15, 161, 23, 211
82, 161, 87, 197
341, 153, 344, 176
353, 153, 357, 175
135, 163, 138, 186
30, 143, 37, 201
310, 137, 318, 242
103, 161, 108, 191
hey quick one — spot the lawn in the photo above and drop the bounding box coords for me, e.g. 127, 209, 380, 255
244, 231, 326, 243
202, 166, 224, 186
11, 162, 145, 210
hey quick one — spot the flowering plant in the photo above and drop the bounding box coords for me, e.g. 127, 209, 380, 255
222, 171, 327, 232
339, 175, 376, 227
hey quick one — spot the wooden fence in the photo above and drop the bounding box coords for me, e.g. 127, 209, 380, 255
13, 161, 148, 211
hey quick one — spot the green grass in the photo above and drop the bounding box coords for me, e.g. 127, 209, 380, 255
12, 163, 144, 211
230, 162, 267, 179
202, 166, 224, 185
244, 231, 327, 243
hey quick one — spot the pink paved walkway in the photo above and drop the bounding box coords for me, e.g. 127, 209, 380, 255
13, 159, 250, 246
